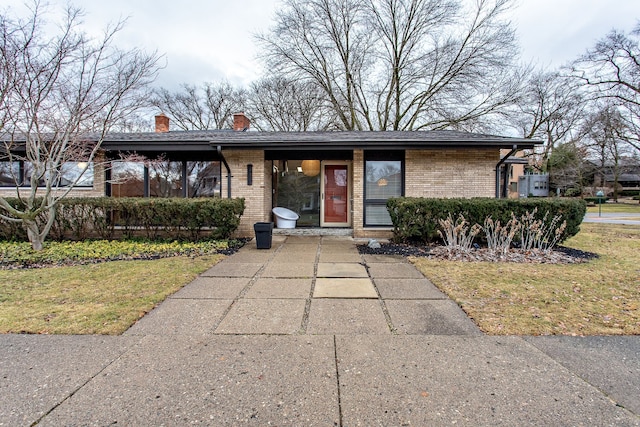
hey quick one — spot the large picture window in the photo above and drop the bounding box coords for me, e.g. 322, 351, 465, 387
108, 160, 221, 198
364, 151, 404, 226
0, 161, 94, 188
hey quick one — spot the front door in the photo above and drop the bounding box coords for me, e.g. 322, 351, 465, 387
321, 161, 351, 227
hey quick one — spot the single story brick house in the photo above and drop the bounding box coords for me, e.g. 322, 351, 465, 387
0, 113, 537, 239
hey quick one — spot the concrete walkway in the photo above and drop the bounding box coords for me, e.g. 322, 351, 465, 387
1, 236, 639, 426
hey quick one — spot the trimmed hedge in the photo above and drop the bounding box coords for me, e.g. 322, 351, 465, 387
386, 197, 586, 244
0, 197, 245, 241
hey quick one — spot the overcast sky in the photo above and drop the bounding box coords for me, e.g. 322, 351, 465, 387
1, 0, 638, 90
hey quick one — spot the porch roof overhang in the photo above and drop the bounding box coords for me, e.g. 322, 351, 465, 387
208, 131, 538, 151
3, 129, 539, 156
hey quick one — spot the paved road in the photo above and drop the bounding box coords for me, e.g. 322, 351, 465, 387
584, 212, 640, 225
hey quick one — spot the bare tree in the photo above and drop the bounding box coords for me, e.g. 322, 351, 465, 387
151, 82, 246, 130
0, 1, 161, 250
580, 104, 634, 201
246, 76, 336, 131
547, 141, 590, 196
508, 70, 585, 170
257, 0, 523, 131
571, 23, 640, 151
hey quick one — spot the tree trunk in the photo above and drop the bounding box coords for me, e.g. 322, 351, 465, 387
24, 219, 44, 251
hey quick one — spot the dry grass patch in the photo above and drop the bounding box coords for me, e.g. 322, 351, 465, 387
411, 223, 640, 335
0, 255, 222, 335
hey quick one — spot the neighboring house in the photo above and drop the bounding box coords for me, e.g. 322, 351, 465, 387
498, 149, 529, 199
0, 114, 538, 238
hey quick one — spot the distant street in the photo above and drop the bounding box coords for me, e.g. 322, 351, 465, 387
584, 212, 640, 226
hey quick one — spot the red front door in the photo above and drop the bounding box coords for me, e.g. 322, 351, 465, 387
321, 162, 350, 226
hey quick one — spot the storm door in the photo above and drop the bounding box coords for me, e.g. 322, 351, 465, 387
320, 161, 351, 227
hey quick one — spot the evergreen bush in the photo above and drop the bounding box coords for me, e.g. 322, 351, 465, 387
0, 197, 245, 241
386, 197, 586, 244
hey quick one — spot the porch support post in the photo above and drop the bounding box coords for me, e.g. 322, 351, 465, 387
495, 145, 517, 198
181, 161, 188, 198
217, 146, 232, 199
143, 165, 149, 198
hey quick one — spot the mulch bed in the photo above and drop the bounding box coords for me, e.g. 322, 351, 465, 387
357, 241, 599, 264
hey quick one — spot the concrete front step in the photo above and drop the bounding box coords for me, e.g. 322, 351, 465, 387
272, 227, 353, 236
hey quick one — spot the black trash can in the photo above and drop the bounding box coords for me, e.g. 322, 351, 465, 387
254, 222, 274, 249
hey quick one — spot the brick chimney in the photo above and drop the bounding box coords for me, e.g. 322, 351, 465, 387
233, 113, 250, 131
155, 114, 170, 133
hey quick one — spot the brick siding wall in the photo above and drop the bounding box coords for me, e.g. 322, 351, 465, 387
221, 150, 269, 237
405, 149, 497, 198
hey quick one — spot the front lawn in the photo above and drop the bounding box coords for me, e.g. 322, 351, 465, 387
0, 239, 236, 334
412, 223, 640, 335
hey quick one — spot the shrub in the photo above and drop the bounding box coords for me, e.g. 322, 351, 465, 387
483, 216, 518, 255
387, 197, 586, 244
564, 188, 582, 197
518, 209, 566, 252
0, 197, 245, 241
437, 214, 481, 254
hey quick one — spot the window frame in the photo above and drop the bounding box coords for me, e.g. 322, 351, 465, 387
363, 150, 405, 227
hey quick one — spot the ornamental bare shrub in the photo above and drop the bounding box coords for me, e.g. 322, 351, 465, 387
483, 216, 520, 255
437, 214, 481, 254
518, 209, 567, 252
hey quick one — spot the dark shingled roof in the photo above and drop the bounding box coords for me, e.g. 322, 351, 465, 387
101, 129, 538, 151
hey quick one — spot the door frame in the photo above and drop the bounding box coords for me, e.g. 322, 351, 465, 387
320, 160, 352, 227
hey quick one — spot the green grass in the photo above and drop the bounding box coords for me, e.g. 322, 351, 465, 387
586, 200, 640, 214
0, 239, 235, 268
0, 239, 237, 335
0, 255, 222, 335
412, 223, 640, 335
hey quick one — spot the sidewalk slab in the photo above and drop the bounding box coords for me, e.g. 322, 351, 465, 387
367, 262, 426, 279
200, 263, 263, 278
171, 277, 250, 299
218, 251, 274, 263
261, 262, 315, 278
0, 335, 138, 427
525, 336, 640, 415
244, 278, 312, 299
319, 242, 358, 253
314, 278, 377, 298
271, 251, 317, 263
125, 299, 232, 335
38, 335, 340, 426
386, 300, 482, 335
318, 252, 363, 263
316, 262, 368, 278
285, 236, 321, 244
362, 254, 406, 264
374, 278, 447, 299
336, 335, 639, 426
214, 299, 306, 334
307, 299, 390, 335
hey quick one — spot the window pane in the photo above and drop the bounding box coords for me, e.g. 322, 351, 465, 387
59, 162, 94, 187
187, 161, 220, 197
149, 161, 182, 197
20, 162, 94, 188
0, 162, 20, 186
365, 160, 402, 200
365, 204, 393, 226
110, 161, 144, 197
274, 160, 320, 227
365, 159, 402, 226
